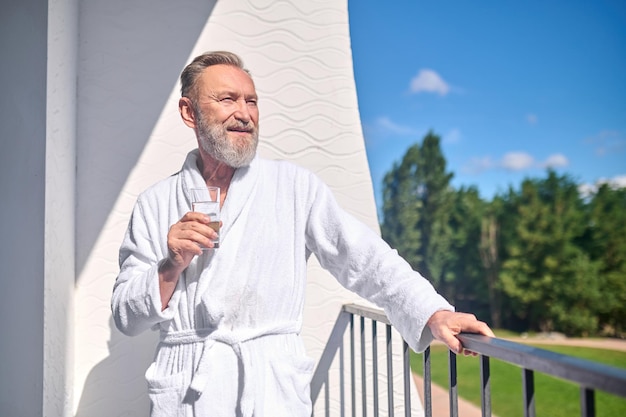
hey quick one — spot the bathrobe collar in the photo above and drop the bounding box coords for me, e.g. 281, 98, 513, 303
180, 149, 260, 244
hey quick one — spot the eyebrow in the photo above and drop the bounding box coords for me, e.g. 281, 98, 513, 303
214, 89, 257, 99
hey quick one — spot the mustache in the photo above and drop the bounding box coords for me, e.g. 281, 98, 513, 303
225, 121, 255, 132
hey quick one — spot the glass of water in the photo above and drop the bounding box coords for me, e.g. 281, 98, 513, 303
190, 187, 220, 249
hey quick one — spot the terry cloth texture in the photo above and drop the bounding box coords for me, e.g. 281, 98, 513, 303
112, 149, 453, 417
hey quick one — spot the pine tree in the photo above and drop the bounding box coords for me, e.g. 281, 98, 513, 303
500, 171, 601, 335
586, 184, 626, 336
381, 132, 456, 300
381, 143, 423, 270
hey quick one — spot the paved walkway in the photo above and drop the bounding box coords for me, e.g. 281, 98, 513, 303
413, 373, 489, 417
412, 336, 626, 417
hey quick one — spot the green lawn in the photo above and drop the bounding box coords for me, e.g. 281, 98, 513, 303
411, 342, 626, 417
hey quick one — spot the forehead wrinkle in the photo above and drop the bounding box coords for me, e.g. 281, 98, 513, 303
196, 66, 256, 102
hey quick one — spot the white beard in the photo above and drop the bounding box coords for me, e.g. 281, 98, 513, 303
196, 113, 259, 168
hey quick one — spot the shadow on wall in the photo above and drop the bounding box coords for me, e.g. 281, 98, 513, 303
74, 1, 216, 414
75, 0, 217, 276
75, 317, 158, 417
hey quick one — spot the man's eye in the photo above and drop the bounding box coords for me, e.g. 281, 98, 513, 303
246, 100, 258, 106
220, 97, 235, 103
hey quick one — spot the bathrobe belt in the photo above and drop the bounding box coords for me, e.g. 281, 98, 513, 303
160, 322, 300, 417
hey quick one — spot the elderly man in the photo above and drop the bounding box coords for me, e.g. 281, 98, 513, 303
112, 51, 493, 417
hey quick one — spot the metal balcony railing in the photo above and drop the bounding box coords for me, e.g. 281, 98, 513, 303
310, 303, 626, 417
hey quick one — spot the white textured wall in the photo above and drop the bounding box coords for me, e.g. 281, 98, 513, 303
73, 1, 422, 416
74, 3, 217, 415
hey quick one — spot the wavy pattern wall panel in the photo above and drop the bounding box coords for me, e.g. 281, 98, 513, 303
74, 0, 423, 415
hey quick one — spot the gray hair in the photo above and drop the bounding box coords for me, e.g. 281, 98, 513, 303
180, 51, 250, 101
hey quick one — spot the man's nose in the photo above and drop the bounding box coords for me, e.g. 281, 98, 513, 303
233, 99, 253, 122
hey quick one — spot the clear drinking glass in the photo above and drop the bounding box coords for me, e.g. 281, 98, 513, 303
190, 187, 220, 249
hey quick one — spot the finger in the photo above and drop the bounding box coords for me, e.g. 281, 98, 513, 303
436, 328, 463, 354
171, 227, 205, 246
181, 211, 212, 224
462, 349, 479, 357
428, 311, 494, 354
168, 238, 203, 258
168, 230, 209, 257
173, 220, 217, 243
460, 318, 495, 337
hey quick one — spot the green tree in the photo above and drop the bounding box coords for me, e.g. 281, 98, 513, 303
417, 133, 456, 300
379, 134, 626, 335
499, 171, 602, 335
479, 196, 506, 328
381, 132, 456, 300
381, 143, 423, 270
448, 186, 493, 322
585, 184, 626, 336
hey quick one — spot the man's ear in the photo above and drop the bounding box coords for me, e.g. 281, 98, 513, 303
179, 97, 197, 129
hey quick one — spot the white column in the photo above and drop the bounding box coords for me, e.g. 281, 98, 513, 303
45, 0, 79, 416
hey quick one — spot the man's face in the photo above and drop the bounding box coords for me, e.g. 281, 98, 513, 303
192, 65, 260, 168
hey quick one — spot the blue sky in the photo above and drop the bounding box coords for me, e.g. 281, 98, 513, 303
348, 0, 626, 218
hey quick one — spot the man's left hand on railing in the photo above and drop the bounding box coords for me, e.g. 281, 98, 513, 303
427, 310, 495, 356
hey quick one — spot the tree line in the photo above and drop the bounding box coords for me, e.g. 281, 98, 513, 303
380, 132, 626, 337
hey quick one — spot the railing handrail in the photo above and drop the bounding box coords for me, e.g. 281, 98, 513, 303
312, 304, 626, 402
343, 303, 391, 325
457, 333, 626, 397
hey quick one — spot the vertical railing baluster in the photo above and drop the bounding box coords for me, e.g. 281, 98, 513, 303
580, 387, 595, 417
523, 368, 535, 417
340, 339, 345, 417
386, 325, 394, 417
423, 347, 432, 417
372, 320, 379, 417
449, 351, 458, 417
480, 355, 491, 417
403, 341, 411, 417
312, 306, 626, 417
350, 315, 355, 417
361, 317, 367, 417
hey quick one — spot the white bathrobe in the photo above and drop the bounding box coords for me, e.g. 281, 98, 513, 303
112, 149, 453, 417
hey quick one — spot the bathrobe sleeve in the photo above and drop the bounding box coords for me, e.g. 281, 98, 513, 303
303, 172, 454, 353
111, 195, 180, 336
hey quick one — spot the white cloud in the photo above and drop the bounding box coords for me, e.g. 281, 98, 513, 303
501, 152, 535, 171
613, 175, 626, 187
373, 116, 418, 135
443, 128, 462, 144
363, 117, 420, 146
462, 156, 494, 174
584, 130, 626, 156
578, 174, 626, 197
409, 69, 450, 96
542, 153, 569, 168
577, 183, 596, 198
594, 175, 626, 189
463, 151, 570, 174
